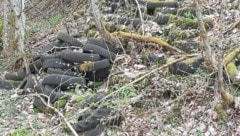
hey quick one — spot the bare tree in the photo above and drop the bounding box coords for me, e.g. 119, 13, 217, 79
2, 0, 12, 54
2, 0, 25, 55
9, 0, 26, 53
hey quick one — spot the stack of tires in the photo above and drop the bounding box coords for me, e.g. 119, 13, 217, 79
0, 32, 119, 135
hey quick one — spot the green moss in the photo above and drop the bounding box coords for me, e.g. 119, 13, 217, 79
54, 98, 67, 108
155, 7, 162, 12
33, 108, 42, 113
215, 103, 228, 122
87, 29, 97, 37
48, 14, 62, 26
105, 23, 117, 33
9, 128, 29, 136
169, 16, 213, 30
75, 96, 85, 104
167, 27, 200, 41
65, 111, 74, 119
226, 62, 238, 77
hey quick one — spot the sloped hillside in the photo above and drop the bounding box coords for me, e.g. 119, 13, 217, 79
0, 0, 240, 136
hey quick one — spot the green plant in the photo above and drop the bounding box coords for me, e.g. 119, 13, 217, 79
54, 98, 67, 108
184, 12, 196, 20
9, 128, 29, 136
48, 14, 63, 26
119, 85, 138, 99
196, 130, 204, 136
87, 81, 103, 89
155, 7, 162, 12
1, 97, 18, 117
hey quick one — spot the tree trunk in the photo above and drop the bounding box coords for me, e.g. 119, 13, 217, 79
2, 0, 26, 56
10, 0, 26, 53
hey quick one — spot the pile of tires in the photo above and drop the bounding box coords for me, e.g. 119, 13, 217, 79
0, 32, 119, 135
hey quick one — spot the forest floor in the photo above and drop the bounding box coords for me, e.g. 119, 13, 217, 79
0, 0, 240, 136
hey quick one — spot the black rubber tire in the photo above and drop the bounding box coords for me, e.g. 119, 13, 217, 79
17, 68, 27, 79
32, 55, 41, 61
42, 74, 86, 89
85, 67, 111, 82
57, 32, 83, 47
0, 79, 21, 89
4, 73, 23, 81
28, 59, 43, 74
33, 97, 47, 112
147, 1, 179, 15
154, 14, 170, 25
42, 58, 73, 70
43, 85, 65, 103
73, 107, 112, 133
86, 38, 118, 54
47, 68, 81, 77
18, 75, 35, 89
92, 59, 111, 71
83, 44, 116, 61
40, 43, 55, 54
147, 53, 163, 63
78, 59, 111, 72
132, 19, 141, 29
82, 92, 107, 108
110, 3, 119, 13
40, 54, 61, 62
169, 58, 203, 76
60, 51, 100, 63
172, 40, 200, 53
85, 124, 105, 136
117, 17, 131, 26
161, 8, 178, 15
51, 40, 65, 47
177, 8, 196, 17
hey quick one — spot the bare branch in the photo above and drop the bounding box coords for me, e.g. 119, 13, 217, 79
32, 94, 79, 136
194, 0, 217, 71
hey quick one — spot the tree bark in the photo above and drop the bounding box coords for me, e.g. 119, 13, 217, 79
91, 0, 119, 46
9, 0, 26, 53
2, 0, 10, 53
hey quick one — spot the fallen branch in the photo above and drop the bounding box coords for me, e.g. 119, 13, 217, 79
68, 55, 194, 118
113, 31, 185, 54
223, 18, 240, 34
31, 94, 79, 136
102, 55, 196, 103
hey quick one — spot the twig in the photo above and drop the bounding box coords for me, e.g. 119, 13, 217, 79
68, 55, 193, 118
32, 94, 79, 136
223, 18, 240, 34
134, 0, 144, 35
28, 121, 43, 136
102, 55, 194, 103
